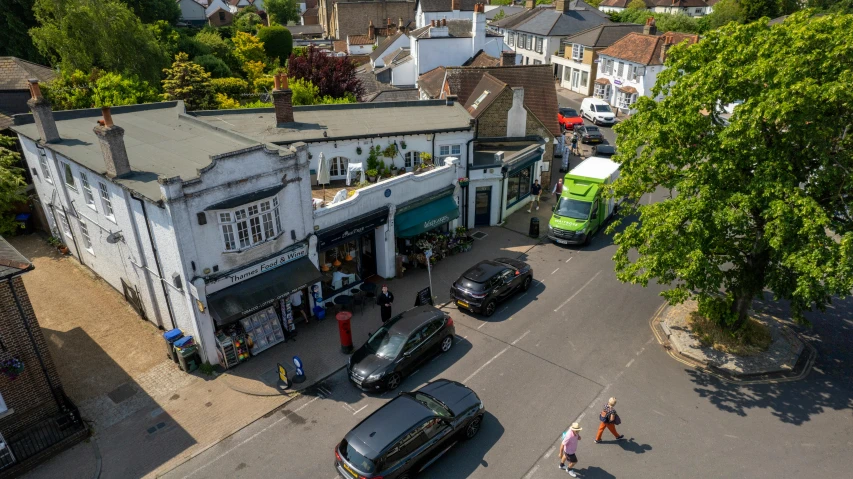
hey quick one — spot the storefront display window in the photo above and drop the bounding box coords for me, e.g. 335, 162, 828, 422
320, 241, 363, 295
506, 166, 532, 207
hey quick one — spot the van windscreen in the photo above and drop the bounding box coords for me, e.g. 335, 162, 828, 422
594, 104, 612, 113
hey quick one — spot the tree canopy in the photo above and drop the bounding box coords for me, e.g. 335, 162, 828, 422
43, 69, 158, 110
287, 45, 364, 100
257, 26, 294, 64
0, 135, 28, 236
120, 0, 180, 24
610, 9, 703, 34
265, 0, 301, 25
161, 52, 215, 110
704, 0, 745, 30
608, 12, 853, 330
30, 0, 168, 82
0, 0, 42, 62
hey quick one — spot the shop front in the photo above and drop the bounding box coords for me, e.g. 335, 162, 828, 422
315, 207, 389, 297
204, 242, 323, 369
395, 193, 470, 271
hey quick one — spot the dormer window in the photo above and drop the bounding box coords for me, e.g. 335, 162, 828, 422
215, 195, 283, 252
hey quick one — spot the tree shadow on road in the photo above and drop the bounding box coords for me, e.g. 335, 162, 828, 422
686, 296, 853, 426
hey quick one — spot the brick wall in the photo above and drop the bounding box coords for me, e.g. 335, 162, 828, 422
0, 277, 65, 438
332, 1, 416, 40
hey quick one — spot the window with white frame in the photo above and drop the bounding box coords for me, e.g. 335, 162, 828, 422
79, 219, 93, 252
80, 172, 96, 209
217, 197, 282, 252
604, 59, 614, 74
329, 156, 348, 177
563, 68, 571, 82
438, 145, 461, 166
594, 83, 610, 100
630, 65, 642, 81
405, 151, 419, 169
616, 61, 625, 78
617, 91, 638, 109
572, 44, 584, 61
98, 182, 115, 220
517, 34, 524, 49
526, 35, 533, 50
62, 163, 76, 190
533, 59, 542, 65
58, 213, 72, 238
38, 148, 52, 183
535, 37, 543, 53
581, 71, 589, 87
507, 32, 514, 47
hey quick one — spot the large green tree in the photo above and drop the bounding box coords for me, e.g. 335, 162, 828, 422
705, 0, 746, 29
121, 0, 180, 24
43, 69, 159, 110
739, 0, 780, 21
257, 26, 293, 64
0, 136, 28, 236
30, 0, 168, 82
161, 52, 215, 110
0, 0, 42, 62
609, 12, 853, 330
264, 0, 300, 25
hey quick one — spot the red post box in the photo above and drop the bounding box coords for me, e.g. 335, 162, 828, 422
336, 311, 353, 354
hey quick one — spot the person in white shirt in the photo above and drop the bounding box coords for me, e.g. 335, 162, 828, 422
290, 290, 309, 324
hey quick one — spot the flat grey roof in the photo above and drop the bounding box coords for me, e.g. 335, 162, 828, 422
12, 102, 257, 201
190, 100, 473, 144
473, 142, 541, 167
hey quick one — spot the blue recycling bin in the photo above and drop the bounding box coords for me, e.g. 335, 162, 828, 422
163, 328, 183, 363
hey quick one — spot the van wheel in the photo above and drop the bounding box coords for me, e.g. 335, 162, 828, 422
482, 300, 497, 317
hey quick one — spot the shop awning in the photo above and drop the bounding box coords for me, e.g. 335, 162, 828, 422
206, 257, 322, 326
506, 147, 543, 176
395, 195, 459, 238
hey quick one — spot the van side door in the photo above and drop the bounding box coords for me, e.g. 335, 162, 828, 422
589, 199, 600, 234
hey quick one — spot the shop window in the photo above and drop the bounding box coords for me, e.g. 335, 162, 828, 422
506, 165, 532, 207
438, 145, 461, 165
581, 71, 588, 87
321, 238, 365, 294
80, 172, 96, 210
63, 163, 76, 190
405, 151, 420, 169
217, 197, 282, 252
99, 182, 115, 220
329, 156, 349, 177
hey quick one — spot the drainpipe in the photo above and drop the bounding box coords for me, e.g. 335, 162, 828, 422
464, 119, 479, 228
131, 196, 177, 331
498, 166, 507, 224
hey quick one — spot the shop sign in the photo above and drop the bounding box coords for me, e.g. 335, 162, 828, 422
614, 79, 623, 85
317, 212, 388, 249
205, 242, 309, 294
423, 215, 451, 230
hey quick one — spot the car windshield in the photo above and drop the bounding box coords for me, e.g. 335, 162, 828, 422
594, 104, 612, 113
412, 392, 453, 418
366, 326, 407, 359
340, 439, 376, 473
585, 126, 600, 133
555, 197, 592, 220
560, 108, 578, 117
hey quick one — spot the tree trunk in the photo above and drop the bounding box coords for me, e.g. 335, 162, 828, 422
729, 293, 752, 331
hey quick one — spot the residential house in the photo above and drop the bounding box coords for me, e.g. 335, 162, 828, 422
204, 0, 265, 26
288, 24, 325, 39
594, 27, 699, 112
551, 23, 645, 96
484, 4, 525, 22
318, 0, 416, 40
301, 1, 320, 25
0, 57, 56, 132
492, 0, 610, 66
419, 61, 562, 219
12, 75, 475, 368
597, 0, 709, 17
177, 0, 209, 26
415, 0, 478, 28
703, 0, 718, 14
0, 236, 87, 476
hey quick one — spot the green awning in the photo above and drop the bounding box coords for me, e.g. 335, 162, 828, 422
395, 195, 459, 238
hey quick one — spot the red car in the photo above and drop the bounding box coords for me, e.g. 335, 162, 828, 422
558, 107, 584, 131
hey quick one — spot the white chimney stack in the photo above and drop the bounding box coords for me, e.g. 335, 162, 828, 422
472, 3, 486, 54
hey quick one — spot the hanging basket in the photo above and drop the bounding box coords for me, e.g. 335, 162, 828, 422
1, 358, 24, 380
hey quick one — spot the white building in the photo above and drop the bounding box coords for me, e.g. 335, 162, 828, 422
597, 0, 709, 17
594, 30, 699, 113
177, 0, 208, 25
12, 76, 476, 369
491, 0, 610, 66
415, 0, 479, 28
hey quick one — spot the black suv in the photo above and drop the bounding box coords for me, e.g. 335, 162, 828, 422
348, 306, 455, 392
335, 380, 484, 479
450, 258, 533, 316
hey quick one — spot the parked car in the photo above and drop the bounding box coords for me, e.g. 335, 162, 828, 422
450, 258, 533, 317
580, 98, 616, 125
335, 379, 484, 479
576, 125, 604, 144
592, 144, 616, 157
558, 107, 584, 131
347, 305, 455, 392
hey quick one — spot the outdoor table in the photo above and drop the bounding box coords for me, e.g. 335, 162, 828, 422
334, 294, 353, 312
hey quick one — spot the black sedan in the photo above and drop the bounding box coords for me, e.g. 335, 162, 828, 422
335, 380, 484, 479
348, 306, 455, 392
450, 257, 533, 317
576, 124, 604, 144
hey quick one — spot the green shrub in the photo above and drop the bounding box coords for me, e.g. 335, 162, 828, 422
257, 26, 293, 64
210, 77, 250, 97
194, 55, 232, 78
253, 76, 275, 93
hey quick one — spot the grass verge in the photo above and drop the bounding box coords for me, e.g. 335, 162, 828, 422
688, 311, 772, 356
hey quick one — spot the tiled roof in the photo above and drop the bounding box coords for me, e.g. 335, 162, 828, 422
416, 0, 479, 12
597, 31, 698, 66
333, 40, 348, 53
418, 66, 447, 99
563, 23, 645, 48
302, 6, 319, 17
356, 63, 406, 97
410, 19, 476, 39
464, 73, 507, 117
439, 64, 560, 136
595, 77, 610, 84
618, 85, 638, 94
486, 5, 525, 21
649, 0, 707, 7
0, 57, 56, 91
0, 113, 12, 131
463, 50, 500, 67
370, 32, 404, 61
365, 89, 420, 102
348, 34, 375, 45
0, 236, 33, 279
491, 2, 610, 36
383, 48, 412, 67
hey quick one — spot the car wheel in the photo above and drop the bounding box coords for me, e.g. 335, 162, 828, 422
385, 372, 402, 391
465, 416, 483, 439
482, 300, 497, 317
522, 276, 532, 291
398, 473, 411, 479
440, 335, 453, 353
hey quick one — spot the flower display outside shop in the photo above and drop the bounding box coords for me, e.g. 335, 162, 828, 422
405, 227, 474, 268
1, 357, 25, 380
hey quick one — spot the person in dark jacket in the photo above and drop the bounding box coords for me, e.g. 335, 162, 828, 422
376, 285, 394, 323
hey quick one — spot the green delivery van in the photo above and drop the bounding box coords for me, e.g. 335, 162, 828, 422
547, 157, 620, 246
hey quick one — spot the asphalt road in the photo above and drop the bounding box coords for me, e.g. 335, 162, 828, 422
161, 96, 853, 479
556, 90, 618, 148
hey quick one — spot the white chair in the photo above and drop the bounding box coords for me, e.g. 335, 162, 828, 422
330, 189, 348, 204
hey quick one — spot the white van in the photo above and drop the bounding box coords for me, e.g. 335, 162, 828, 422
580, 98, 616, 126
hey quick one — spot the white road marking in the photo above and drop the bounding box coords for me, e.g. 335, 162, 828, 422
512, 330, 531, 345
523, 465, 540, 479
565, 257, 573, 263
551, 268, 560, 275
342, 404, 356, 413
724, 434, 739, 439
625, 359, 635, 368
352, 405, 368, 415
568, 341, 576, 349
317, 386, 332, 397
477, 322, 488, 330
653, 410, 666, 416
636, 348, 645, 355
181, 396, 322, 478
553, 271, 602, 312
464, 346, 510, 383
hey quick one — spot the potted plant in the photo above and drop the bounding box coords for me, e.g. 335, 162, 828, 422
366, 169, 378, 182
400, 140, 407, 150
59, 244, 69, 254
47, 236, 61, 248
356, 146, 362, 155
458, 177, 469, 187
1, 358, 24, 380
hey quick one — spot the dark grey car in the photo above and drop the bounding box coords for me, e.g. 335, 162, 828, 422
450, 258, 533, 317
576, 124, 604, 144
335, 380, 485, 479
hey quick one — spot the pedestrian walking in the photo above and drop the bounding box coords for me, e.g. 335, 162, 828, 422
289, 290, 309, 324
528, 180, 542, 212
552, 178, 564, 196
558, 423, 582, 477
571, 132, 579, 156
376, 285, 394, 323
594, 397, 624, 443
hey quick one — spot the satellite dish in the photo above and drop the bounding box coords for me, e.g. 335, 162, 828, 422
106, 232, 123, 244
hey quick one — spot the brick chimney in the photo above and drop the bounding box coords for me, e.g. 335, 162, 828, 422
368, 20, 374, 40
93, 107, 131, 178
501, 50, 516, 66
431, 19, 436, 27
272, 73, 294, 124
660, 33, 674, 63
555, 0, 571, 13
644, 17, 657, 36
26, 80, 60, 144
399, 17, 404, 32
525, 0, 535, 9
452, 0, 461, 11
